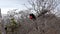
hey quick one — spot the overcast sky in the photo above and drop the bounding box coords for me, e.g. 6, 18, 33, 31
0, 0, 30, 14
0, 0, 60, 14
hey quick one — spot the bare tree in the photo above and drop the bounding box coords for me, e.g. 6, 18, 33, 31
28, 0, 60, 17
23, 0, 60, 32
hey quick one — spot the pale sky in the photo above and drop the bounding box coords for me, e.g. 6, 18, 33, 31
0, 0, 30, 14
0, 0, 60, 14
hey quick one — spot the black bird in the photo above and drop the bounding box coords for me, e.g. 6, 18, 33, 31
29, 13, 36, 20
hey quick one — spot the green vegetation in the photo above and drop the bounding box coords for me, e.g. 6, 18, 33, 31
5, 18, 21, 34
5, 18, 18, 28
10, 18, 18, 28
0, 31, 2, 34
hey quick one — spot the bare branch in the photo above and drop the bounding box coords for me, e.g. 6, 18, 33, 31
25, 0, 60, 17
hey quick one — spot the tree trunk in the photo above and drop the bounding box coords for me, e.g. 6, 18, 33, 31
0, 8, 6, 34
